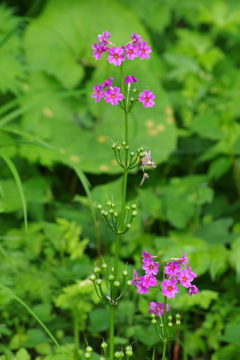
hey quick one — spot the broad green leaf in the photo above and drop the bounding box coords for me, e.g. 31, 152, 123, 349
196, 218, 235, 245
170, 290, 219, 310
208, 156, 232, 180
189, 114, 225, 140
16, 348, 31, 360
209, 244, 229, 280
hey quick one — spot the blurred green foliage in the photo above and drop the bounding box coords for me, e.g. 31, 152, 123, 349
1, 0, 240, 359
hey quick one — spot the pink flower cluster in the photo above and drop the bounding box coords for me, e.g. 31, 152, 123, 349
91, 77, 155, 108
91, 77, 123, 105
92, 31, 152, 65
132, 252, 199, 317
162, 254, 199, 298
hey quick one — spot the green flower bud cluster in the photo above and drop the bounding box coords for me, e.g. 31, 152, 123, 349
111, 142, 144, 171
84, 340, 134, 359
89, 260, 131, 307
150, 312, 182, 342
96, 200, 138, 235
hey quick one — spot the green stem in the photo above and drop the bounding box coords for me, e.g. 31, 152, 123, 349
109, 305, 115, 360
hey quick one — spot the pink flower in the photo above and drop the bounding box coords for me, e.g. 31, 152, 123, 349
102, 77, 114, 88
91, 84, 105, 102
186, 266, 197, 279
125, 44, 139, 60
107, 47, 125, 66
179, 253, 189, 266
124, 75, 138, 84
97, 30, 111, 45
136, 279, 149, 294
138, 41, 152, 59
142, 259, 159, 276
130, 32, 143, 44
161, 278, 179, 299
188, 285, 199, 297
141, 274, 157, 288
164, 261, 181, 277
104, 86, 123, 105
138, 90, 155, 108
148, 302, 170, 317
92, 43, 107, 60
131, 269, 139, 286
177, 269, 193, 288
141, 251, 152, 263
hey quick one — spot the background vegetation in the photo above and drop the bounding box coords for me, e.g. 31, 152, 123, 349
1, 0, 240, 359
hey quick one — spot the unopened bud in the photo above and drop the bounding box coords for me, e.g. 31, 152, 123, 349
101, 341, 108, 349
109, 209, 114, 214
125, 205, 130, 210
122, 270, 128, 277
86, 346, 93, 353
176, 320, 181, 326
167, 315, 172, 321
111, 144, 116, 149
84, 353, 91, 359
132, 211, 137, 217
94, 266, 101, 274
131, 204, 137, 209
150, 313, 156, 319
89, 274, 96, 281
101, 263, 107, 270
117, 146, 121, 151
125, 346, 132, 352
113, 281, 120, 287
113, 212, 118, 217
130, 152, 135, 157
126, 280, 132, 286
114, 351, 124, 358
168, 322, 173, 327
126, 224, 131, 229
108, 274, 114, 281
106, 200, 112, 207
159, 323, 164, 328
96, 204, 102, 210
151, 318, 157, 324
122, 141, 126, 146
176, 313, 181, 319
96, 279, 102, 286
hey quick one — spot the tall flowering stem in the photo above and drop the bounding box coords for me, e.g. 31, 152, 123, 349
90, 30, 156, 360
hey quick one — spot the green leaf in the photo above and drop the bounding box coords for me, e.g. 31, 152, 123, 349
170, 290, 219, 311
189, 113, 225, 140
208, 156, 232, 180
196, 218, 235, 245
15, 348, 31, 360
209, 244, 229, 280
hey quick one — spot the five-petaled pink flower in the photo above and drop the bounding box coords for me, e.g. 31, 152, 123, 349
104, 86, 123, 105
164, 261, 181, 277
161, 278, 179, 299
130, 32, 143, 44
107, 47, 125, 66
149, 302, 170, 317
124, 75, 138, 84
92, 43, 107, 60
177, 269, 194, 288
188, 285, 199, 297
138, 90, 155, 108
125, 44, 139, 60
138, 41, 152, 59
97, 30, 111, 44
142, 259, 159, 276
91, 84, 105, 102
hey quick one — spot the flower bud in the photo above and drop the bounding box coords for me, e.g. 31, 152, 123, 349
96, 279, 102, 286
131, 204, 137, 209
125, 346, 132, 352
150, 313, 156, 319
159, 323, 164, 328
117, 146, 121, 151
151, 318, 157, 324
126, 224, 131, 229
84, 353, 91, 359
101, 341, 108, 349
114, 351, 124, 358
101, 263, 107, 270
108, 274, 114, 281
113, 281, 120, 287
122, 270, 128, 277
113, 212, 118, 217
109, 209, 114, 214
167, 315, 172, 321
122, 141, 126, 146
94, 266, 101, 274
132, 211, 137, 217
111, 144, 116, 149
126, 280, 132, 286
106, 200, 112, 207
86, 346, 93, 353
176, 313, 181, 319
168, 322, 173, 327
176, 320, 181, 326
96, 204, 102, 210
125, 145, 129, 150
126, 351, 133, 357
130, 152, 135, 157
125, 205, 130, 210
89, 274, 96, 281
